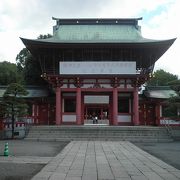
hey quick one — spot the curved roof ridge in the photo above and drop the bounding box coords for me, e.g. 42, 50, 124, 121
52, 17, 143, 25
52, 17, 143, 21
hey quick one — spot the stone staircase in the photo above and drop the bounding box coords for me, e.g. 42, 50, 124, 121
171, 126, 180, 140
25, 125, 173, 142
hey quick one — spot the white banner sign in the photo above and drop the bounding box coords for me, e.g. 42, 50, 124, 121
160, 119, 180, 125
59, 61, 136, 75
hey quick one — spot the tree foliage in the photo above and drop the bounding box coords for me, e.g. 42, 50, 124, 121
16, 34, 51, 85
16, 48, 31, 72
16, 48, 44, 85
0, 61, 23, 85
168, 79, 180, 96
2, 83, 28, 138
166, 79, 180, 118
147, 69, 180, 118
147, 69, 178, 86
37, 34, 52, 39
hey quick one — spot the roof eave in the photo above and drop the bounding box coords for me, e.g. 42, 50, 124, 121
20, 37, 176, 46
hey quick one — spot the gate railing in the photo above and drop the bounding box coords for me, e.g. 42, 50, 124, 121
161, 119, 172, 137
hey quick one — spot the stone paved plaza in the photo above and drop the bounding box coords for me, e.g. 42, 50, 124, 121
32, 141, 180, 180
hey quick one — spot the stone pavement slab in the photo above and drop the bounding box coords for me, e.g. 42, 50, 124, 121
31, 141, 180, 180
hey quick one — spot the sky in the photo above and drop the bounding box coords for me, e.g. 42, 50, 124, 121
0, 0, 179, 77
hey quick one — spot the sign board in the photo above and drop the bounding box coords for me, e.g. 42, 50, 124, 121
84, 95, 109, 104
59, 61, 136, 75
160, 119, 180, 125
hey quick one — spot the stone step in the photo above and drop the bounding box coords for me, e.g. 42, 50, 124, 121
29, 131, 168, 135
28, 127, 167, 131
26, 137, 171, 142
25, 134, 172, 138
30, 125, 166, 130
28, 133, 168, 136
27, 130, 168, 134
28, 128, 167, 131
27, 135, 170, 139
171, 127, 180, 140
25, 137, 173, 143
25, 125, 173, 142
27, 132, 170, 136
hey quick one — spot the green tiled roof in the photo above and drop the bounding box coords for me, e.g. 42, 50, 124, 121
25, 17, 168, 44
21, 17, 176, 46
38, 24, 159, 43
144, 86, 177, 99
51, 24, 144, 43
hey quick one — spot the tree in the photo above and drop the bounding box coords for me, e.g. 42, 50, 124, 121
168, 79, 180, 96
37, 34, 52, 39
147, 69, 178, 86
16, 48, 45, 85
165, 79, 180, 118
16, 34, 52, 85
16, 48, 30, 72
147, 69, 180, 118
2, 83, 28, 139
0, 61, 23, 85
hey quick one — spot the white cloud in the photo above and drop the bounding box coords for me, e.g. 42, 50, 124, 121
99, 0, 173, 18
0, 0, 179, 77
141, 0, 180, 77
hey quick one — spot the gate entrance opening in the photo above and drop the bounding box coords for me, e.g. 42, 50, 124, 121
83, 95, 110, 125
84, 105, 109, 125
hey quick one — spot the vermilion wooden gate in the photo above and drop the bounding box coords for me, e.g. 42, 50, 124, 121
139, 103, 156, 125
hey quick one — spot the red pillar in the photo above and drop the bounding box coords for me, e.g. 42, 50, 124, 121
76, 88, 81, 125
36, 105, 39, 124
76, 87, 81, 125
32, 104, 36, 124
133, 87, 139, 125
113, 88, 118, 125
33, 104, 39, 124
56, 87, 61, 125
155, 103, 161, 125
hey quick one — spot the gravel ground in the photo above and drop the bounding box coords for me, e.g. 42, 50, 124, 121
0, 163, 44, 180
0, 140, 69, 180
134, 141, 180, 170
0, 140, 69, 157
